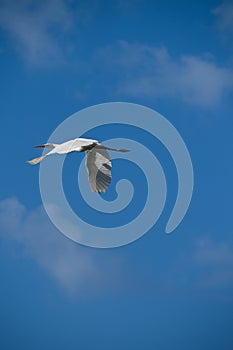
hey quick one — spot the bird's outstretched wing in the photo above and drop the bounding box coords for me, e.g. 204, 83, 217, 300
86, 147, 112, 193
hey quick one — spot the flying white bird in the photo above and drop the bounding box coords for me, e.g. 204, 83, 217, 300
27, 138, 129, 193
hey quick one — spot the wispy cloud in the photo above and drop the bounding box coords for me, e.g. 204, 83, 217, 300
0, 197, 122, 295
193, 237, 233, 266
154, 236, 233, 297
94, 41, 233, 108
191, 237, 233, 289
212, 1, 233, 33
1, 198, 232, 297
0, 0, 73, 66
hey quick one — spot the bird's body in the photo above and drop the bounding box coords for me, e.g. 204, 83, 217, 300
27, 137, 129, 193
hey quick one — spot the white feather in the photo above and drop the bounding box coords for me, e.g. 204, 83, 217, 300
27, 137, 129, 193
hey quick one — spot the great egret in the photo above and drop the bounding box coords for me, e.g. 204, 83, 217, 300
27, 138, 129, 193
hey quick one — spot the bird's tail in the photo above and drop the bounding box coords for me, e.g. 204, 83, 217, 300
96, 145, 130, 152
26, 155, 47, 165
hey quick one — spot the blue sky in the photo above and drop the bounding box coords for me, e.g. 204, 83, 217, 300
0, 0, 233, 349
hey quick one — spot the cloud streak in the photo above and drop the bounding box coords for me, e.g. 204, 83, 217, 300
1, 2, 232, 107
94, 41, 233, 108
0, 197, 121, 295
191, 237, 233, 289
212, 1, 233, 33
0, 0, 73, 66
1, 197, 232, 297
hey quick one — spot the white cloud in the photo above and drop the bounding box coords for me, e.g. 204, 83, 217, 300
212, 1, 233, 33
1, 198, 232, 296
0, 0, 73, 66
191, 237, 233, 288
95, 41, 233, 108
194, 237, 233, 266
158, 236, 233, 294
0, 197, 120, 295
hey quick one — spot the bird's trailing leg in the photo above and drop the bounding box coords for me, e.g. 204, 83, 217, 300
26, 155, 47, 165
